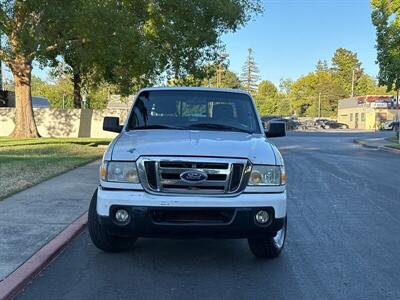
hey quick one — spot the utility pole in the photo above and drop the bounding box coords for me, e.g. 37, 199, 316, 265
216, 63, 221, 88
318, 92, 321, 119
351, 69, 355, 98
216, 53, 228, 88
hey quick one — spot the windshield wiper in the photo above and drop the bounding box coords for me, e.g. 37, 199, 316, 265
132, 125, 184, 130
188, 123, 252, 134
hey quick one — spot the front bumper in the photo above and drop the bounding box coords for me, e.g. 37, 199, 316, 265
97, 188, 286, 217
99, 206, 285, 239
96, 187, 286, 239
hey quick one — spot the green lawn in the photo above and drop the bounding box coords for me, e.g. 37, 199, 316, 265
388, 143, 400, 149
386, 136, 400, 149
0, 138, 111, 199
385, 136, 400, 150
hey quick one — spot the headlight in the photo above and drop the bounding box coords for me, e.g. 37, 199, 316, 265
100, 161, 139, 183
248, 165, 286, 186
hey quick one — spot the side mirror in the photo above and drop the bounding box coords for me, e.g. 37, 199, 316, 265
103, 117, 123, 133
265, 121, 286, 138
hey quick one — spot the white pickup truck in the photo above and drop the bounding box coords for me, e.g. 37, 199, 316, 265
89, 87, 287, 258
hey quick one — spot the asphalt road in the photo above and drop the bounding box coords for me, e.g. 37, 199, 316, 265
18, 131, 400, 300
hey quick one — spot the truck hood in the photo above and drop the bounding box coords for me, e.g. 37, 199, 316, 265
109, 130, 277, 165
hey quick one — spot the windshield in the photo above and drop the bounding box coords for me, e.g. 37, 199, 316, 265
127, 90, 261, 134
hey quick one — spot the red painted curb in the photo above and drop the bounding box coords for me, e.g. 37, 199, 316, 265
0, 212, 88, 300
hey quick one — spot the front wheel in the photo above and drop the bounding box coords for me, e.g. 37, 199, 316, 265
248, 217, 287, 258
88, 190, 136, 252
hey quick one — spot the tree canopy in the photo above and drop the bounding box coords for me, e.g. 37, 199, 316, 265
240, 48, 260, 93
0, 0, 262, 137
331, 48, 363, 96
34, 45, 391, 119
371, 0, 400, 91
0, 0, 84, 137
168, 63, 242, 89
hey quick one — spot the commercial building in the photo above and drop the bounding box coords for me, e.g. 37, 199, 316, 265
337, 95, 400, 130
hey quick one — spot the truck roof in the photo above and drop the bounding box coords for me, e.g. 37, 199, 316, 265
138, 86, 250, 95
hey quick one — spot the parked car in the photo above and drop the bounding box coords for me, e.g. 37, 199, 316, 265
322, 121, 349, 129
300, 119, 316, 130
262, 117, 299, 130
280, 118, 300, 130
261, 116, 280, 123
89, 87, 287, 258
381, 120, 400, 131
314, 118, 331, 128
391, 121, 400, 131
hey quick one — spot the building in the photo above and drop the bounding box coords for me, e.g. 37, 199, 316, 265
338, 95, 400, 130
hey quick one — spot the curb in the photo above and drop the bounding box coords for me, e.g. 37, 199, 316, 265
353, 139, 379, 149
381, 146, 400, 154
353, 139, 400, 154
0, 212, 88, 300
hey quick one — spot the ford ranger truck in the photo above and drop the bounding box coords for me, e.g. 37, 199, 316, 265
89, 87, 287, 258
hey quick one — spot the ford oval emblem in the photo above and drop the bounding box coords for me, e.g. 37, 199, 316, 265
180, 170, 208, 183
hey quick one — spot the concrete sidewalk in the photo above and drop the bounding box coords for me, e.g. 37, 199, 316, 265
0, 161, 100, 281
354, 137, 400, 153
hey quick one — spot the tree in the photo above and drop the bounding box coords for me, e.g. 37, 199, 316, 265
168, 64, 242, 89
354, 74, 392, 96
254, 80, 278, 115
50, 1, 153, 108
371, 0, 400, 91
290, 69, 346, 117
316, 60, 329, 71
0, 0, 80, 137
214, 69, 242, 89
200, 64, 242, 88
57, 0, 262, 105
105, 0, 262, 96
331, 48, 363, 96
1, 0, 262, 137
257, 80, 278, 98
355, 74, 377, 96
275, 93, 291, 116
279, 78, 293, 95
240, 48, 261, 93
31, 75, 75, 108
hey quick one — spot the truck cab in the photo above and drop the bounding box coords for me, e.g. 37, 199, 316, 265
89, 87, 287, 258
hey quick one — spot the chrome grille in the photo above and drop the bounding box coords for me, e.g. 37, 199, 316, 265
137, 157, 250, 195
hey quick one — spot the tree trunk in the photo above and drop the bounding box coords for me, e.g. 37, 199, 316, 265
73, 71, 82, 108
10, 60, 40, 138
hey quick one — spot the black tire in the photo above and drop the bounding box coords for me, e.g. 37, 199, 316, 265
88, 190, 136, 252
248, 217, 287, 258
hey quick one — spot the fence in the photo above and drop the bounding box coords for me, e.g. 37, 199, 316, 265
0, 108, 129, 138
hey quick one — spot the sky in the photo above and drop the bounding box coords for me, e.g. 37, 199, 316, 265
222, 0, 378, 85
4, 0, 377, 86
